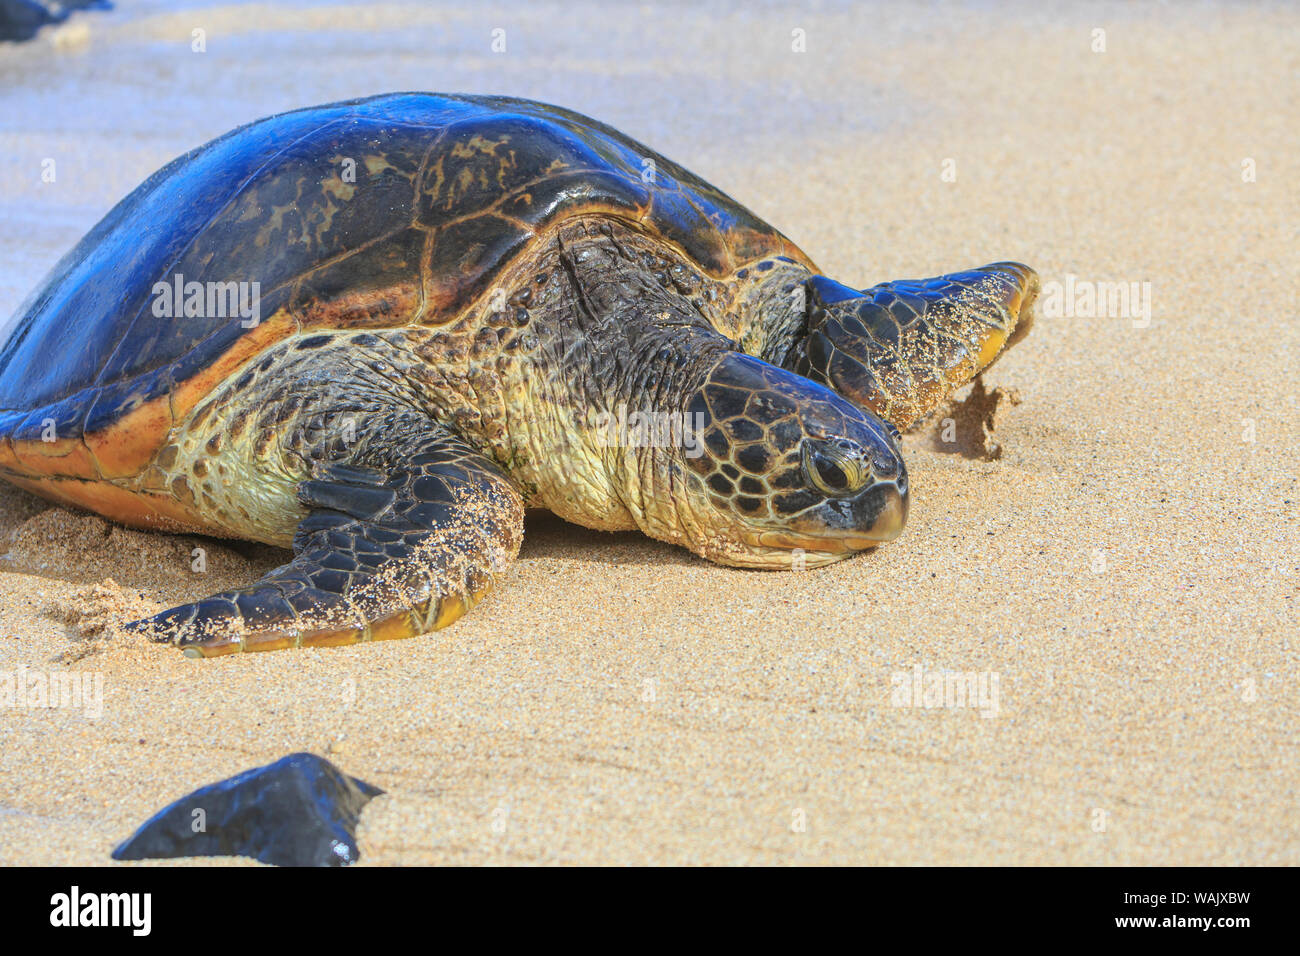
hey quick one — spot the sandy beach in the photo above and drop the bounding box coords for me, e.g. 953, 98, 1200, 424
0, 0, 1295, 865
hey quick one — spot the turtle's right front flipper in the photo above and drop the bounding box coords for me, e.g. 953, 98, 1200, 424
124, 423, 524, 657
790, 263, 1039, 430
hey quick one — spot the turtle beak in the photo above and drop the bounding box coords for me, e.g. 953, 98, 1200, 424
866, 475, 909, 543
837, 467, 908, 549
873, 426, 909, 542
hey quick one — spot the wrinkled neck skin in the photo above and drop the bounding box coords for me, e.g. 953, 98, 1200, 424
492, 220, 733, 542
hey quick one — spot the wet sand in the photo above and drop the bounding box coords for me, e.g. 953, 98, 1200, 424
0, 0, 1295, 865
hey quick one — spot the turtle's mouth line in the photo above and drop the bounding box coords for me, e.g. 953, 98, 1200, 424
736, 479, 910, 559
751, 530, 888, 553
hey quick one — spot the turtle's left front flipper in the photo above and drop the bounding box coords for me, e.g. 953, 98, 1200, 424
792, 262, 1039, 430
125, 424, 524, 657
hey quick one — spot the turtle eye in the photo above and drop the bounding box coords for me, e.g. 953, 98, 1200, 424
801, 440, 869, 496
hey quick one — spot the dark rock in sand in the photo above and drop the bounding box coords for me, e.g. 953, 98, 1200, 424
0, 0, 109, 43
111, 752, 384, 867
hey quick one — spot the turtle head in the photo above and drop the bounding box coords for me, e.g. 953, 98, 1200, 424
662, 352, 908, 569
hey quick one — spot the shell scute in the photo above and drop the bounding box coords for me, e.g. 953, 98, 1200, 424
422, 215, 533, 316
498, 168, 651, 229
295, 226, 427, 329
414, 115, 605, 225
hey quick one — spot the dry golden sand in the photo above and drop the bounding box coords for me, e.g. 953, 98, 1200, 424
0, 1, 1296, 865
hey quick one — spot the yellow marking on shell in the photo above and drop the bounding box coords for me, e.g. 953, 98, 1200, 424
455, 167, 477, 197
450, 134, 507, 159
363, 154, 400, 176
423, 155, 446, 204
262, 204, 289, 242
321, 173, 356, 205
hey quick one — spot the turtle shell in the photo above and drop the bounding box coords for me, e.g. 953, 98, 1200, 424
0, 93, 812, 482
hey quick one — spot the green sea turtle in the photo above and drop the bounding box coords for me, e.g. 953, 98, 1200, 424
0, 93, 1037, 657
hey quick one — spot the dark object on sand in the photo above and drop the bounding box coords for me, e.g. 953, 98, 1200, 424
0, 0, 109, 42
111, 752, 383, 867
